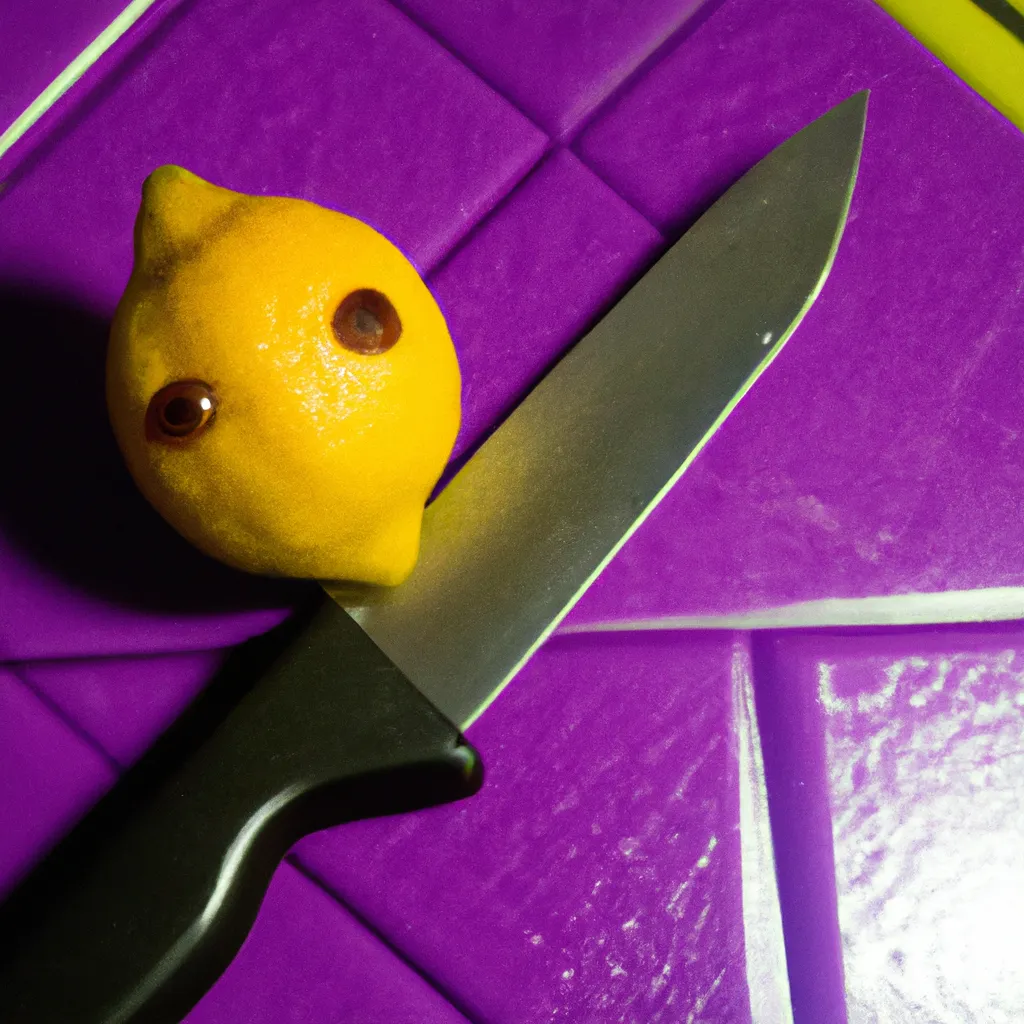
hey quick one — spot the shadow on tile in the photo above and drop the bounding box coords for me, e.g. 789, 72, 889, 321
0, 285, 311, 615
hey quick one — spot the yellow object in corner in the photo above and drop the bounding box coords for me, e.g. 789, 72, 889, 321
873, 0, 1024, 131
107, 167, 462, 587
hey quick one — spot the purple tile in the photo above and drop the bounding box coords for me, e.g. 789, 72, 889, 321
0, 531, 295, 661
0, 0, 142, 140
395, 0, 715, 138
576, 0, 930, 232
0, 0, 545, 296
0, 0, 545, 662
186, 862, 469, 1024
563, 0, 1024, 625
17, 650, 223, 767
299, 631, 751, 1022
767, 626, 1024, 1022
6, 1, 1021, 1019
0, 667, 115, 899
430, 148, 662, 462
899, 332, 1024, 596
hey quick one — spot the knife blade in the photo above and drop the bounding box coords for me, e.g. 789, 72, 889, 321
0, 92, 866, 1024
340, 89, 867, 730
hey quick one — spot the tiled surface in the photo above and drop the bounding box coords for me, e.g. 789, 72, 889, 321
0, 0, 545, 292
762, 627, 1024, 1023
567, 0, 1024, 626
392, 0, 715, 138
0, 531, 299, 662
430, 148, 662, 463
575, 0, 927, 232
185, 863, 471, 1024
0, 0, 544, 662
1, 0, 1022, 1020
0, 667, 115, 899
0, 0, 142, 139
299, 632, 750, 1023
16, 651, 224, 767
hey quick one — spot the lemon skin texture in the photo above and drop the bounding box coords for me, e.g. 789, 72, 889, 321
107, 166, 461, 586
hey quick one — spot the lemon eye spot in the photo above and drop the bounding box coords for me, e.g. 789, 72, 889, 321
332, 289, 401, 354
147, 380, 217, 442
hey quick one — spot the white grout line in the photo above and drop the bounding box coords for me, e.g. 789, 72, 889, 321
734, 642, 794, 1024
556, 587, 1024, 634
0, 0, 162, 165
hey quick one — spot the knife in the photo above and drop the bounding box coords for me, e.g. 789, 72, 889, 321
0, 91, 866, 1023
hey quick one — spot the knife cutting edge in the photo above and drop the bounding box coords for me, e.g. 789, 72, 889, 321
0, 92, 866, 1023
340, 92, 868, 732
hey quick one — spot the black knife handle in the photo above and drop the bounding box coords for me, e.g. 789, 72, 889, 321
0, 594, 482, 1024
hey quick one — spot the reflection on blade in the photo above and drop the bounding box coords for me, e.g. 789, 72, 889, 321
332, 92, 868, 730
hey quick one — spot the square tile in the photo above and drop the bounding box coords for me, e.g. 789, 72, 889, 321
395, 0, 714, 138
563, 0, 1024, 625
576, 0, 931, 232
762, 625, 1024, 1023
299, 631, 751, 1022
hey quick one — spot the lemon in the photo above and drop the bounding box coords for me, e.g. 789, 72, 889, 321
107, 166, 461, 586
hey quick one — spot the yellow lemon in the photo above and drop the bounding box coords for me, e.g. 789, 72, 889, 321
107, 166, 460, 586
